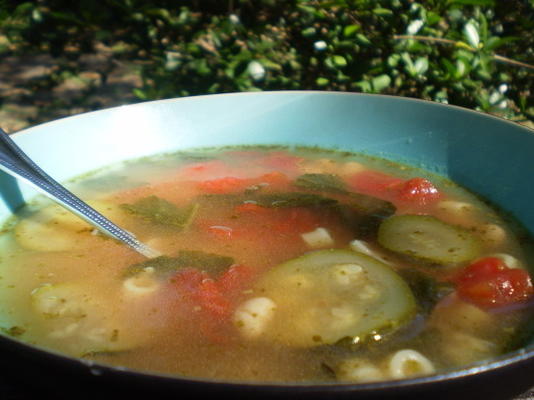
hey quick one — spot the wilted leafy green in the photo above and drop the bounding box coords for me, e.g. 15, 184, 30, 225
294, 173, 348, 194
254, 192, 339, 208
121, 196, 198, 229
123, 250, 235, 278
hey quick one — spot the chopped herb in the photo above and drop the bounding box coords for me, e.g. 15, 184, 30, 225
294, 173, 348, 194
123, 250, 235, 279
2, 326, 26, 337
120, 196, 198, 229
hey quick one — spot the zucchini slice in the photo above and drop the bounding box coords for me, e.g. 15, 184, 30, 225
14, 201, 125, 252
377, 215, 480, 264
31, 283, 144, 354
250, 249, 416, 347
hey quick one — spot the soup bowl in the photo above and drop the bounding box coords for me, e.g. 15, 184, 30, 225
0, 91, 533, 399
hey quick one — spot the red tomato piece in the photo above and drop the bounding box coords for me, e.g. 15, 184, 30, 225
234, 203, 269, 214
170, 268, 233, 343
394, 177, 441, 206
455, 257, 534, 309
256, 171, 291, 189
347, 171, 442, 207
273, 208, 320, 234
347, 170, 403, 199
194, 278, 232, 319
171, 268, 209, 296
180, 160, 230, 178
218, 264, 258, 300
198, 176, 249, 194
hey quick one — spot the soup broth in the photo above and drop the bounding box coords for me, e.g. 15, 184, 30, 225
0, 146, 532, 383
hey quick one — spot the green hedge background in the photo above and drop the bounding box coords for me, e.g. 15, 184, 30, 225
1, 0, 533, 131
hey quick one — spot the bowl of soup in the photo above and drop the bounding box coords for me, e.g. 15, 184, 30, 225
0, 91, 533, 399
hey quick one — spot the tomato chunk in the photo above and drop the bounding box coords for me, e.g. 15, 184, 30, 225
347, 170, 403, 199
455, 257, 534, 309
347, 171, 441, 207
197, 177, 249, 194
218, 264, 258, 301
170, 264, 259, 343
395, 177, 441, 206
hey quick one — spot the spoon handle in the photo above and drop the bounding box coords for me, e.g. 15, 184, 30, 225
0, 128, 160, 258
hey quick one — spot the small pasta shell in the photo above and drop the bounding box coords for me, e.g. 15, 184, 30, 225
388, 349, 435, 379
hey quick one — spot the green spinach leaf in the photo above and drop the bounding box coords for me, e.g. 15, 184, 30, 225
120, 196, 198, 229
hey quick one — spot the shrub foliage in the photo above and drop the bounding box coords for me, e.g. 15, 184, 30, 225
1, 0, 533, 123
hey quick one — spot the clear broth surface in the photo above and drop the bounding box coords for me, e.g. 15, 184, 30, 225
0, 146, 532, 383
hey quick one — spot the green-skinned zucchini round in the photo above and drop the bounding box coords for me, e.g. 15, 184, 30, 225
250, 249, 416, 347
377, 214, 480, 265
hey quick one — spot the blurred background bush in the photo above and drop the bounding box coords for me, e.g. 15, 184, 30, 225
0, 0, 532, 131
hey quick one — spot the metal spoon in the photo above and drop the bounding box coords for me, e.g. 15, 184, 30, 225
0, 127, 161, 258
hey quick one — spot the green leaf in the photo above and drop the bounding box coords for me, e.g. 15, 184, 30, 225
371, 74, 391, 92
316, 77, 330, 86
373, 8, 393, 17
354, 80, 373, 93
332, 55, 347, 67
414, 57, 429, 75
426, 12, 441, 25
133, 88, 148, 100
294, 173, 348, 193
355, 33, 371, 46
343, 24, 361, 37
123, 251, 235, 279
463, 21, 480, 48
387, 54, 401, 68
301, 27, 316, 37
447, 0, 495, 5
297, 4, 316, 14
454, 58, 470, 78
121, 196, 198, 229
441, 58, 456, 77
484, 36, 519, 51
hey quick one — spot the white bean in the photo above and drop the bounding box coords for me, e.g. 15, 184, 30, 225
301, 227, 335, 248
122, 267, 160, 297
436, 200, 477, 226
388, 349, 435, 379
234, 297, 277, 339
340, 161, 366, 175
